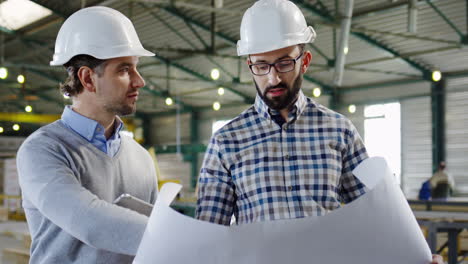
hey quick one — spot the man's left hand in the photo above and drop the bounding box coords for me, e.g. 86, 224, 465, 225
431, 254, 444, 264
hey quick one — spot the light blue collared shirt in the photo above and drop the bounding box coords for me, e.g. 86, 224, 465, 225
61, 106, 123, 157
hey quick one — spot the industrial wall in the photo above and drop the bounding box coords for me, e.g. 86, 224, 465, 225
148, 80, 468, 199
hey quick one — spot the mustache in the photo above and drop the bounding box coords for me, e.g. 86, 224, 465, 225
264, 83, 287, 93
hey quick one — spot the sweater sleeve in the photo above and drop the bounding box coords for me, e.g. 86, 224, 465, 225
17, 136, 149, 256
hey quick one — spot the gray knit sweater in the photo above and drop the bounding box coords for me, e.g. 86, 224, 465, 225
17, 120, 158, 263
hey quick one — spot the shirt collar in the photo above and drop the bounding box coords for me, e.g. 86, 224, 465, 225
254, 90, 308, 122
61, 106, 123, 141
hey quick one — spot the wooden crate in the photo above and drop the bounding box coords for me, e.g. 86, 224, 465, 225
2, 248, 29, 264
0, 206, 8, 222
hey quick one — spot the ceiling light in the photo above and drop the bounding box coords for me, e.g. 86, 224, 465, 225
217, 87, 225, 96
348, 104, 356, 114
312, 87, 321, 98
12, 124, 20, 131
25, 105, 32, 112
0, 67, 8, 79
0, 0, 52, 30
432, 70, 442, 82
213, 101, 221, 111
63, 94, 70, 99
0, 127, 3, 133
165, 97, 173, 106
210, 68, 220, 80
17, 74, 25, 84
344, 47, 349, 55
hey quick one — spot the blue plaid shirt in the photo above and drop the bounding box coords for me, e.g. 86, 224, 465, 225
196, 91, 369, 225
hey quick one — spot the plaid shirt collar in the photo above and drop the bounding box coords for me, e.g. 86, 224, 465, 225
254, 90, 309, 123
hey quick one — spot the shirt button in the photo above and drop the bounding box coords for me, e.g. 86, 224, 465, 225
285, 154, 290, 159
288, 186, 293, 191
283, 125, 288, 131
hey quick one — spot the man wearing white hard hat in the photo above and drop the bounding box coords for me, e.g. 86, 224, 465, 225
16, 6, 157, 263
196, 1, 443, 263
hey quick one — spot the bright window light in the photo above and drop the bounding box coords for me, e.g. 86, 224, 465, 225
364, 102, 401, 184
364, 104, 385, 118
212, 120, 230, 134
0, 0, 52, 30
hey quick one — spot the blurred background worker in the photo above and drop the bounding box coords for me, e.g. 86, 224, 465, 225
16, 6, 157, 263
430, 161, 454, 201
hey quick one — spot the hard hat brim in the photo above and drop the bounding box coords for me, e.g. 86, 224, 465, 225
50, 48, 155, 66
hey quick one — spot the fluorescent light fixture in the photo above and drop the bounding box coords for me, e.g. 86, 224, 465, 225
432, 70, 442, 82
0, 127, 3, 133
217, 87, 225, 96
344, 47, 349, 55
348, 104, 356, 114
0, 0, 52, 30
165, 97, 173, 106
12, 124, 20, 131
17, 74, 25, 84
210, 68, 220, 80
312, 87, 321, 98
0, 67, 8, 79
213, 101, 221, 111
25, 105, 32, 112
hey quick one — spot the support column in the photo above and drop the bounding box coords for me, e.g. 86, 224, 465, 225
329, 88, 340, 111
333, 0, 354, 86
141, 114, 152, 146
190, 111, 200, 189
431, 78, 446, 172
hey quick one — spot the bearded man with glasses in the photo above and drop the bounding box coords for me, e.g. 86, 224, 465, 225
197, 0, 368, 226
196, 2, 442, 262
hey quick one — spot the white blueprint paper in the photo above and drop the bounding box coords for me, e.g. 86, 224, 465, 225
134, 157, 432, 264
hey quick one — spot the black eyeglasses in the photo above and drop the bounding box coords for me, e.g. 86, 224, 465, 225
248, 52, 304, 76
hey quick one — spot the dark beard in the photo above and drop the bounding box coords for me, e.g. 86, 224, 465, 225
104, 103, 136, 116
255, 73, 303, 111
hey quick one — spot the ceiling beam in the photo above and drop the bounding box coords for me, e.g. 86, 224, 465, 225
153, 54, 254, 103
353, 0, 426, 18
295, 0, 432, 79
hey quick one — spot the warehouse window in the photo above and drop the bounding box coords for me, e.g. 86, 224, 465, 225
364, 102, 401, 184
0, 0, 52, 30
212, 120, 230, 135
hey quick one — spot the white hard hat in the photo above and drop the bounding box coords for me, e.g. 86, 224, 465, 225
237, 0, 316, 56
50, 6, 154, 66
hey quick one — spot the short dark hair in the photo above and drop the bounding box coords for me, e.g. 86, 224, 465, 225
298, 43, 306, 52
60, 55, 107, 97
